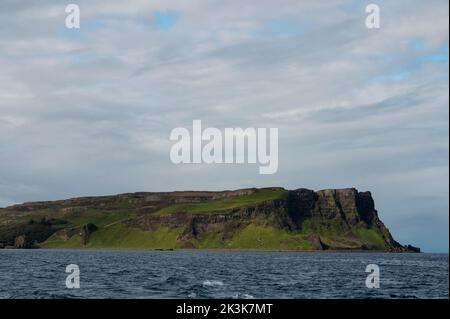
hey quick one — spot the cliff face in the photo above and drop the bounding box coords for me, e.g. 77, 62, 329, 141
0, 188, 419, 252
127, 188, 408, 251
285, 188, 403, 250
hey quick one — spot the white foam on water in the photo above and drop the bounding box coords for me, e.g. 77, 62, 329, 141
202, 280, 224, 287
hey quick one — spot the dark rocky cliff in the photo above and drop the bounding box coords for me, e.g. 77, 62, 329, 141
285, 188, 405, 250
124, 188, 416, 251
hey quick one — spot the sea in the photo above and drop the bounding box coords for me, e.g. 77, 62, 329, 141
0, 250, 447, 299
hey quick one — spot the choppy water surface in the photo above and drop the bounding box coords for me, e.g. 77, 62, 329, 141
0, 250, 447, 299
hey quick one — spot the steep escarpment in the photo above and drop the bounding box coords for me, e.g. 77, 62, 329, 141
0, 187, 419, 252
285, 188, 403, 250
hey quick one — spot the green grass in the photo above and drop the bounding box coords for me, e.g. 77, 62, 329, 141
42, 223, 183, 249
155, 188, 287, 215
41, 221, 388, 251
352, 227, 387, 249
43, 223, 312, 250
41, 233, 85, 248
297, 217, 368, 249
226, 225, 311, 250
40, 189, 291, 249
299, 217, 348, 237
68, 209, 134, 227
183, 224, 312, 250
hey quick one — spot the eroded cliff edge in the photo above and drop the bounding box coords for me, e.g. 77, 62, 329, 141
0, 188, 420, 252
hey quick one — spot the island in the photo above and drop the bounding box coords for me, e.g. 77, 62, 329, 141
0, 187, 420, 252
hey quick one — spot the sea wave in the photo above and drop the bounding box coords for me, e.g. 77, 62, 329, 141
202, 280, 224, 287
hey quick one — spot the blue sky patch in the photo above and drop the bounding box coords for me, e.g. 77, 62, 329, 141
153, 10, 179, 30
69, 52, 98, 65
408, 38, 425, 51
421, 44, 449, 63
264, 18, 306, 36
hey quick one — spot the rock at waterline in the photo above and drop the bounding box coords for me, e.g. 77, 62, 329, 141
80, 224, 98, 245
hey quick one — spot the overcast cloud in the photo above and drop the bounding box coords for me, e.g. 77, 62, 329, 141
0, 0, 448, 252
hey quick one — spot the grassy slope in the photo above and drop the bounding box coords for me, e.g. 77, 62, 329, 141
35, 188, 385, 250
155, 188, 286, 215
42, 189, 294, 249
43, 224, 182, 249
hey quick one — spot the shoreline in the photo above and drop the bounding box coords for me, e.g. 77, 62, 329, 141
0, 247, 428, 253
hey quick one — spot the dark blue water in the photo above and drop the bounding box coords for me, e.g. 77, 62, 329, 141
0, 250, 447, 299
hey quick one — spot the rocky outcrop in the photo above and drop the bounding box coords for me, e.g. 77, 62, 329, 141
287, 188, 377, 225
14, 235, 29, 248
405, 245, 421, 253
305, 234, 328, 250
80, 224, 98, 245
0, 219, 58, 248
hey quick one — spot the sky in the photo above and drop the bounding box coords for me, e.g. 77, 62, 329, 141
0, 0, 448, 252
